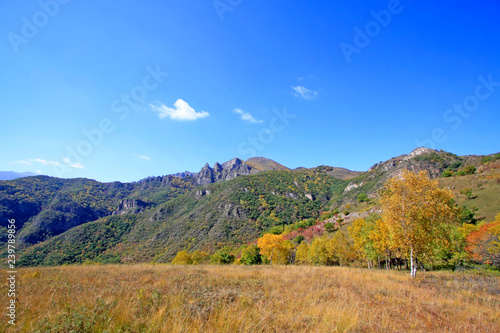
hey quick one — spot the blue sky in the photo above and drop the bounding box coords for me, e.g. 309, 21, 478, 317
1, 0, 499, 182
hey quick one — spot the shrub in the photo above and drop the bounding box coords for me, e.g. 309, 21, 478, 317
171, 250, 193, 265
293, 234, 305, 244
460, 188, 473, 200
190, 250, 210, 264
442, 170, 453, 177
463, 165, 476, 175
324, 223, 337, 233
210, 247, 235, 264
357, 193, 369, 203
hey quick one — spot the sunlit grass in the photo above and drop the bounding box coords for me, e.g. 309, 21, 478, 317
1, 265, 499, 332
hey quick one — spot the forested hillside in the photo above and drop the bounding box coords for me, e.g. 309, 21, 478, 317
0, 148, 497, 267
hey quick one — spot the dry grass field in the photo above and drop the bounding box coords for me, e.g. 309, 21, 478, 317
1, 265, 500, 332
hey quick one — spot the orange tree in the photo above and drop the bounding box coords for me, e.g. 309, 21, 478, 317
467, 213, 500, 267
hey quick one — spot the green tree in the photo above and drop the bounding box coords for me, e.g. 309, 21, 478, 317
210, 246, 235, 264
240, 245, 262, 265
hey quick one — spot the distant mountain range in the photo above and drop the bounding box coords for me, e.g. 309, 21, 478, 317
0, 171, 38, 181
1, 148, 498, 267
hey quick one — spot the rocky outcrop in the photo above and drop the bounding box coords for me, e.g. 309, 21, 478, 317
197, 164, 215, 186
195, 189, 211, 199
113, 199, 150, 215
194, 158, 258, 186
344, 182, 363, 193
403, 147, 434, 161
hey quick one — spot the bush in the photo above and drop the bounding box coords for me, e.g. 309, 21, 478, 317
171, 250, 192, 265
442, 170, 453, 177
460, 188, 473, 199
293, 234, 305, 244
357, 193, 369, 203
449, 161, 463, 170
210, 247, 235, 264
460, 206, 477, 224
463, 165, 476, 175
190, 250, 210, 264
324, 223, 337, 233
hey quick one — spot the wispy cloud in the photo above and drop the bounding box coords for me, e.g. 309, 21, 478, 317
12, 158, 84, 169
150, 99, 209, 121
233, 108, 264, 124
292, 86, 318, 100
69, 163, 85, 169
137, 155, 151, 160
10, 160, 32, 166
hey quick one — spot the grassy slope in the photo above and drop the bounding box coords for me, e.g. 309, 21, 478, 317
438, 162, 500, 222
4, 265, 499, 332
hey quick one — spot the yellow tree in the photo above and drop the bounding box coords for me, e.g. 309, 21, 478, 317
171, 250, 192, 265
349, 217, 380, 268
369, 219, 392, 269
257, 234, 293, 264
295, 243, 310, 264
381, 170, 459, 277
326, 231, 353, 266
308, 237, 329, 265
190, 250, 210, 264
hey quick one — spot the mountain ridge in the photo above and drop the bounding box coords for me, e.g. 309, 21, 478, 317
0, 171, 38, 181
1, 148, 498, 266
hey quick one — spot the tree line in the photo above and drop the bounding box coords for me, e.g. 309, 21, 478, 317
170, 170, 500, 277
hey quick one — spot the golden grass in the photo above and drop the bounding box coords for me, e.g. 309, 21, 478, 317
1, 265, 499, 332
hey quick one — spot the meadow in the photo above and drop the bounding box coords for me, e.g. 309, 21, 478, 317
1, 265, 499, 332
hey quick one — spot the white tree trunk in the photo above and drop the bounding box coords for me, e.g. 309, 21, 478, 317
410, 247, 417, 278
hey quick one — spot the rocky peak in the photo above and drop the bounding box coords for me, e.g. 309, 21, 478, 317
213, 162, 223, 172
222, 158, 243, 170
403, 147, 435, 161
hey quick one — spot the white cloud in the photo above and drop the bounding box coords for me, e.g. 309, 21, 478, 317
150, 99, 209, 121
69, 163, 85, 169
33, 158, 62, 166
10, 158, 84, 169
138, 155, 151, 160
292, 86, 318, 100
10, 160, 32, 166
233, 108, 264, 124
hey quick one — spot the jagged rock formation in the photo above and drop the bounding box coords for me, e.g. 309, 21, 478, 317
195, 158, 259, 186
113, 199, 151, 215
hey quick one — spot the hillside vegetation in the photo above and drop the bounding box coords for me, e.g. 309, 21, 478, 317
1, 148, 497, 267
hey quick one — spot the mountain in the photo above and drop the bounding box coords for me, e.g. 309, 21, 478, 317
1, 149, 497, 267
0, 171, 38, 181
245, 157, 289, 171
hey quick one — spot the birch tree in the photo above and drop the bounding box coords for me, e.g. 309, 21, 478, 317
381, 170, 459, 277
